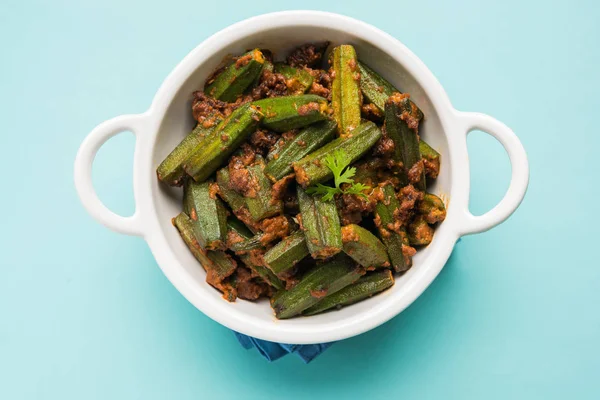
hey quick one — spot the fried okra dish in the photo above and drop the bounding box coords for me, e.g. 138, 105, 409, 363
157, 43, 446, 319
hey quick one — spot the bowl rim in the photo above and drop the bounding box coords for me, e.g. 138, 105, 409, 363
75, 10, 529, 344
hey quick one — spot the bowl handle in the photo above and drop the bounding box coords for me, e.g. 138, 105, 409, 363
455, 112, 529, 235
74, 114, 149, 236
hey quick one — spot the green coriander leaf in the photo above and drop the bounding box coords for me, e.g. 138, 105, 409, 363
324, 150, 348, 183
306, 183, 330, 196
344, 182, 371, 199
306, 183, 340, 201
323, 153, 337, 172
306, 150, 366, 201
337, 166, 356, 186
321, 190, 336, 202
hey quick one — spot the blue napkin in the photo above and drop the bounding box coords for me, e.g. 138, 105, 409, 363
233, 331, 333, 363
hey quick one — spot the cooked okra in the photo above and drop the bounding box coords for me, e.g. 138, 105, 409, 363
215, 167, 246, 212
264, 119, 337, 181
226, 217, 285, 290
419, 140, 441, 179
271, 253, 365, 319
407, 215, 434, 246
297, 186, 343, 259
263, 230, 310, 276
252, 94, 330, 132
227, 232, 264, 252
293, 120, 382, 188
418, 193, 447, 224
184, 104, 263, 182
303, 270, 394, 315
374, 183, 413, 272
357, 61, 423, 119
331, 45, 362, 136
244, 162, 283, 221
341, 224, 390, 269
183, 179, 229, 250
215, 167, 260, 234
205, 49, 265, 102
173, 212, 237, 301
252, 59, 273, 88
274, 63, 314, 94
384, 93, 426, 190
157, 42, 445, 317
157, 123, 218, 186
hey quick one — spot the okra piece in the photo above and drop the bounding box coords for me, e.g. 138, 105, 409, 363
384, 94, 426, 190
184, 104, 263, 182
228, 211, 295, 252
246, 262, 285, 291
293, 121, 382, 188
251, 59, 273, 88
419, 140, 441, 179
183, 179, 228, 250
419, 140, 440, 163
156, 124, 217, 186
408, 215, 434, 246
353, 158, 386, 187
331, 45, 362, 136
417, 193, 447, 224
341, 224, 390, 269
265, 138, 284, 163
297, 186, 342, 259
173, 213, 237, 298
216, 167, 260, 233
303, 270, 394, 315
271, 253, 364, 319
245, 163, 283, 221
357, 61, 423, 119
264, 120, 337, 181
274, 62, 314, 94
263, 231, 310, 276
374, 184, 413, 272
252, 95, 330, 132
225, 216, 254, 239
226, 218, 284, 290
216, 167, 245, 212
204, 49, 265, 102
228, 233, 264, 252
229, 233, 263, 253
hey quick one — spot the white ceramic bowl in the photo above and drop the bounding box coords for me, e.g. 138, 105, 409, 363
74, 11, 529, 344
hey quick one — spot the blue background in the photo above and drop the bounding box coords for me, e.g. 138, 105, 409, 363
1, 0, 598, 398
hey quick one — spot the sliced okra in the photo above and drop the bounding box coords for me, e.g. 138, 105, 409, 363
245, 162, 283, 222
264, 119, 337, 181
184, 104, 263, 182
303, 270, 394, 315
274, 62, 314, 94
205, 49, 265, 102
156, 123, 218, 186
183, 179, 228, 250
271, 253, 364, 319
357, 60, 423, 119
374, 184, 414, 272
252, 94, 330, 132
263, 231, 310, 277
172, 212, 237, 300
384, 93, 425, 190
293, 121, 382, 188
297, 186, 342, 259
331, 45, 362, 136
341, 224, 390, 269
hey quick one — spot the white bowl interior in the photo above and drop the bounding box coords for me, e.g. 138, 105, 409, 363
151, 25, 451, 332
